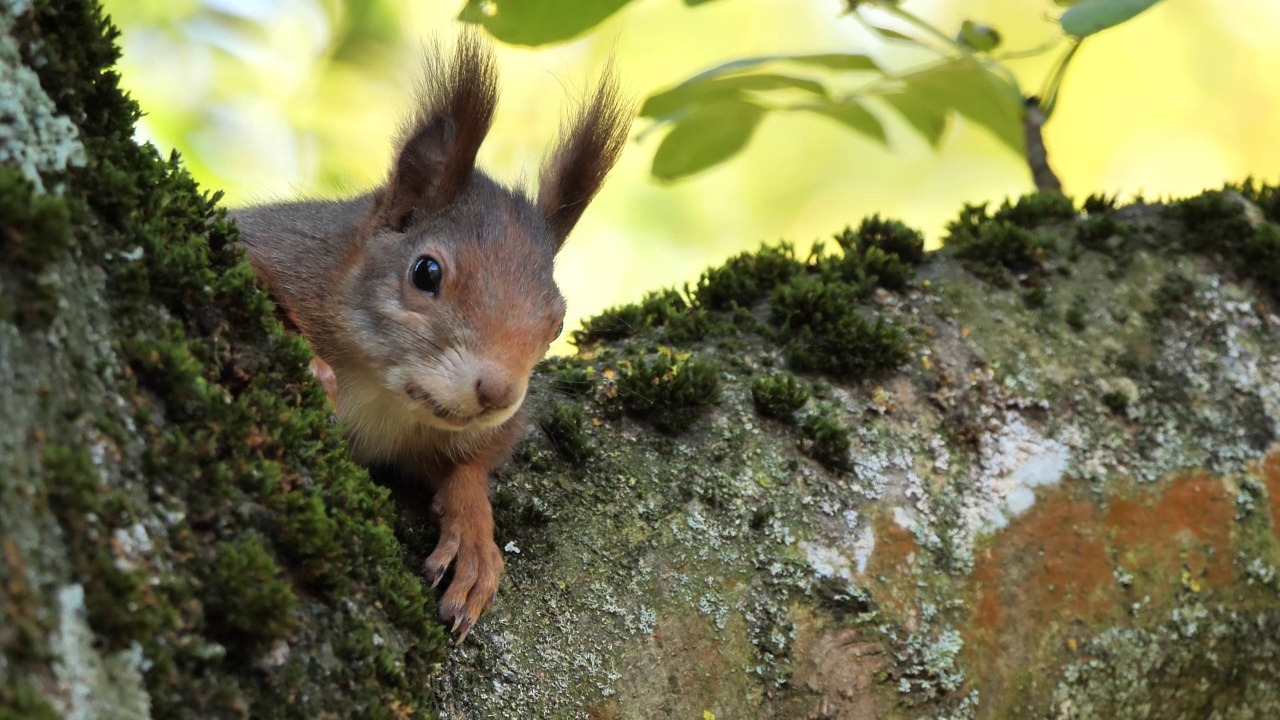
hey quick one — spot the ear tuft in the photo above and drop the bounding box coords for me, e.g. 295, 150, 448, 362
381, 31, 499, 230
538, 62, 634, 248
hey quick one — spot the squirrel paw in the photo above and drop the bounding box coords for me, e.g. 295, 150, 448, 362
423, 517, 503, 642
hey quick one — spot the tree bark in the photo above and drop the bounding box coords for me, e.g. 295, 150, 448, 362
4, 2, 1280, 720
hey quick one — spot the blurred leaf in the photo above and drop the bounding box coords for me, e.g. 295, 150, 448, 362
806, 99, 888, 147
898, 58, 1024, 156
673, 53, 879, 87
956, 20, 1001, 52
865, 23, 918, 42
652, 100, 766, 180
684, 0, 728, 4
1060, 0, 1164, 38
881, 89, 949, 148
643, 73, 829, 120
1053, 0, 1084, 5
642, 53, 879, 120
458, 0, 635, 46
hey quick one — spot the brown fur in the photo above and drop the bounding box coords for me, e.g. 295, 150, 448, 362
231, 32, 632, 640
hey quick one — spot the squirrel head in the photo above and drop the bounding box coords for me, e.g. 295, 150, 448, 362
334, 31, 630, 433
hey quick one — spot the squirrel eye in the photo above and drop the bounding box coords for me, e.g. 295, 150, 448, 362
411, 255, 443, 295
553, 319, 564, 339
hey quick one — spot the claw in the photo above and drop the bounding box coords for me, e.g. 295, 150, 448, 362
451, 613, 465, 633
424, 563, 445, 589
456, 617, 474, 643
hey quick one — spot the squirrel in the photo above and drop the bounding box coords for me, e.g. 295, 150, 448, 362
231, 31, 631, 640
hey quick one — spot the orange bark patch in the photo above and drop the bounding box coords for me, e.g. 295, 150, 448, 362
962, 470, 1246, 715
1105, 472, 1235, 589
863, 514, 920, 621
1263, 453, 1280, 544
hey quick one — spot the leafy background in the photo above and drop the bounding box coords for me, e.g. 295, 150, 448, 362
102, 0, 1280, 351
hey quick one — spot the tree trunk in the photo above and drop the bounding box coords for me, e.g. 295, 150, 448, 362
3, 2, 1280, 719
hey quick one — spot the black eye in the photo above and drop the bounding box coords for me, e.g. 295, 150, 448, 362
553, 320, 564, 339
411, 255, 442, 295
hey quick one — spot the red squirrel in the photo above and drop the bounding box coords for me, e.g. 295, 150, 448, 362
232, 32, 630, 639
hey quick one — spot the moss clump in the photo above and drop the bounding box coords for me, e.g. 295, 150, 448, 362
572, 288, 689, 344
545, 360, 596, 398
1082, 192, 1119, 215
771, 276, 909, 381
991, 191, 1076, 228
1065, 302, 1087, 332
798, 406, 852, 472
948, 220, 1049, 286
201, 534, 299, 653
537, 401, 593, 465
1101, 390, 1129, 415
1169, 185, 1280, 303
1075, 213, 1122, 252
824, 217, 922, 292
1242, 224, 1280, 301
617, 348, 721, 434
694, 242, 803, 310
1172, 189, 1256, 254
1234, 177, 1280, 223
751, 372, 810, 422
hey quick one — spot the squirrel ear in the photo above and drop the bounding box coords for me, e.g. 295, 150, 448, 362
381, 31, 498, 230
537, 63, 633, 249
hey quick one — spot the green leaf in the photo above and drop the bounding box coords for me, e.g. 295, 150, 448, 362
458, 0, 635, 46
676, 53, 879, 86
865, 23, 918, 42
881, 90, 949, 148
652, 100, 766, 180
1059, 0, 1164, 38
898, 58, 1024, 156
806, 100, 888, 147
642, 73, 828, 120
957, 20, 1001, 52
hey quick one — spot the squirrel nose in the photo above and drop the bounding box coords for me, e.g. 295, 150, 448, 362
474, 376, 517, 411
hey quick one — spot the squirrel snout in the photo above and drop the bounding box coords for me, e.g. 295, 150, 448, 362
474, 375, 518, 411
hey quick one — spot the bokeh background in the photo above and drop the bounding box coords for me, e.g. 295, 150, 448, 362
102, 0, 1280, 347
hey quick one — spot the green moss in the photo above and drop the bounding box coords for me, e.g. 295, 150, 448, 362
1065, 302, 1087, 332
694, 242, 803, 310
750, 372, 810, 422
1149, 271, 1196, 319
812, 216, 926, 294
1172, 189, 1255, 254
949, 220, 1048, 286
991, 191, 1076, 228
537, 401, 593, 465
1101, 390, 1129, 415
798, 406, 852, 472
0, 165, 75, 325
201, 534, 299, 652
543, 358, 596, 398
617, 348, 721, 434
6, 1, 446, 715
0, 682, 60, 720
1242, 223, 1280, 302
572, 288, 689, 344
1082, 192, 1118, 215
1075, 213, 1121, 252
771, 276, 909, 381
1233, 177, 1280, 223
